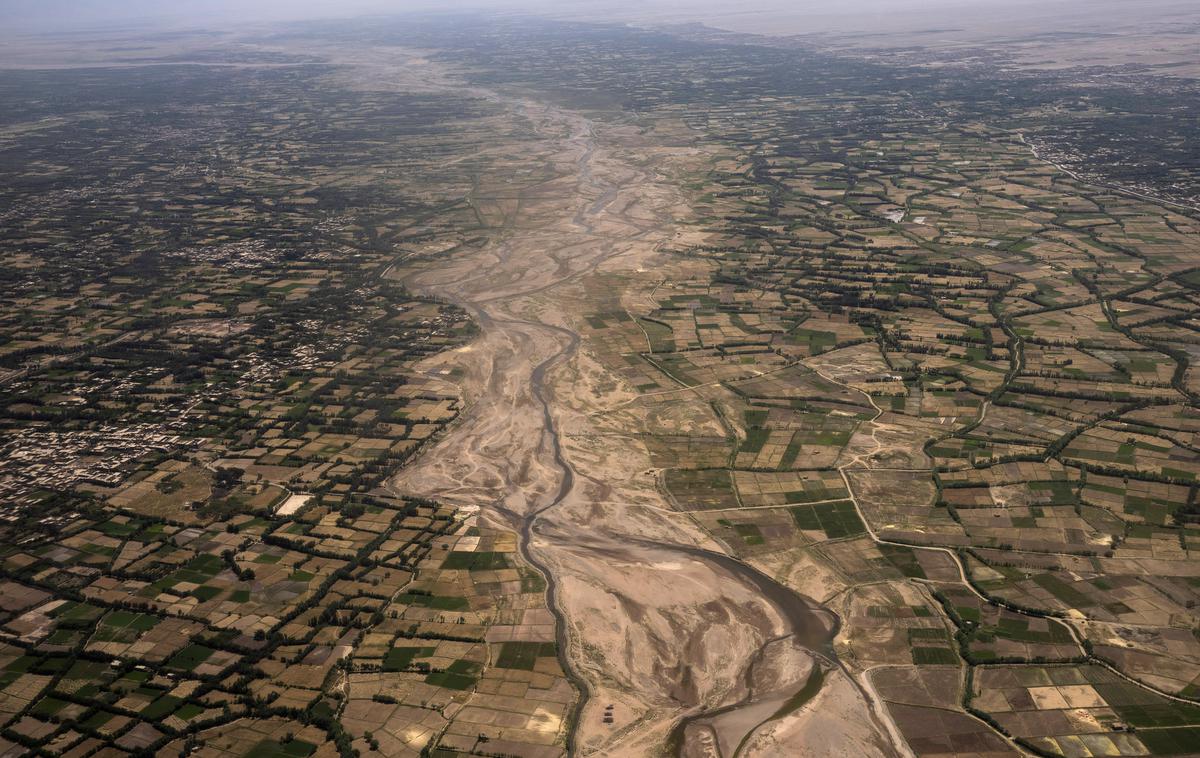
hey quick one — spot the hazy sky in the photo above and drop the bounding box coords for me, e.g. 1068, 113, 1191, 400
4, 0, 1195, 36
2, 0, 426, 30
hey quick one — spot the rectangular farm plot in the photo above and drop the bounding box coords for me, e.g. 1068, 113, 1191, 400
425, 659, 484, 691
643, 436, 731, 469
244, 738, 318, 758
911, 646, 959, 665
396, 592, 470, 611
790, 500, 865, 539
886, 701, 1017, 756
734, 470, 848, 508
382, 645, 437, 672
973, 664, 1200, 756
1061, 424, 1199, 481
955, 504, 1114, 553
733, 405, 860, 470
166, 642, 214, 672
86, 613, 205, 662
645, 348, 786, 387
440, 551, 513, 571
961, 554, 1175, 624
941, 588, 1081, 662
494, 641, 557, 671
939, 460, 1080, 488
1082, 473, 1192, 526
696, 509, 804, 554
664, 469, 739, 510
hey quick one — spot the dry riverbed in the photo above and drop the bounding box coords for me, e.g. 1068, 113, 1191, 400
317, 47, 908, 758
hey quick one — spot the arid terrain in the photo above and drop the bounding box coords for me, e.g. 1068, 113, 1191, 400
0, 7, 1199, 758
361, 51, 899, 756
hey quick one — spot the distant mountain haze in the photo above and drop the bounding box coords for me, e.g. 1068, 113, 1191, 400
4, 0, 1197, 36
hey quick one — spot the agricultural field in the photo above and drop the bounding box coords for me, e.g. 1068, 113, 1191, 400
973, 664, 1200, 756
0, 41, 573, 758
1, 7, 1199, 758
454, 13, 1200, 755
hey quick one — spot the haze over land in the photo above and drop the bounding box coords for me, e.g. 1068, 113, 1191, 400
7, 0, 1200, 76
0, 2, 1199, 758
5, 0, 1195, 35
